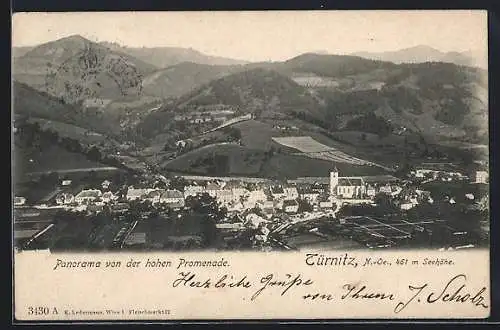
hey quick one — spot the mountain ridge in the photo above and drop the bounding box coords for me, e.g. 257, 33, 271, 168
13, 35, 158, 103
98, 41, 249, 68
352, 45, 487, 68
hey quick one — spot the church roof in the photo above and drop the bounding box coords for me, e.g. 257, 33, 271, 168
338, 178, 363, 186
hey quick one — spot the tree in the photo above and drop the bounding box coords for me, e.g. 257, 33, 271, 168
184, 193, 223, 246
87, 146, 102, 162
153, 180, 168, 189
169, 176, 189, 191
229, 127, 242, 141
374, 193, 397, 212
297, 198, 313, 213
185, 193, 220, 216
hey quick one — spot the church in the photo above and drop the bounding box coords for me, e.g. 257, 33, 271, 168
330, 167, 366, 199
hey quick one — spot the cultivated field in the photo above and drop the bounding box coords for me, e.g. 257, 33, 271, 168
271, 136, 378, 167
14, 144, 110, 179
292, 76, 340, 88
234, 120, 277, 150
27, 118, 107, 144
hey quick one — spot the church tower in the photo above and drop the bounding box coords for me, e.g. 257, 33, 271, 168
330, 167, 339, 197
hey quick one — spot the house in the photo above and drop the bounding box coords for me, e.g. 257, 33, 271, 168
366, 185, 376, 198
270, 186, 286, 200
257, 200, 274, 214
400, 203, 415, 210
336, 178, 366, 199
126, 188, 150, 201
101, 191, 117, 203
408, 196, 419, 205
247, 189, 267, 206
390, 186, 403, 197
145, 189, 163, 204
474, 171, 489, 184
378, 184, 393, 194
216, 222, 245, 231
330, 168, 366, 199
319, 200, 333, 209
61, 180, 72, 186
415, 189, 431, 201
160, 190, 185, 208
284, 187, 299, 200
14, 196, 26, 206
55, 193, 75, 205
298, 187, 320, 203
225, 181, 249, 199
215, 189, 233, 204
232, 188, 250, 203
283, 199, 299, 213
74, 204, 88, 212
75, 189, 102, 204
184, 185, 204, 197
245, 213, 269, 229
206, 182, 224, 197
413, 169, 438, 179
111, 203, 129, 214
260, 226, 271, 236
255, 225, 271, 242
175, 140, 188, 148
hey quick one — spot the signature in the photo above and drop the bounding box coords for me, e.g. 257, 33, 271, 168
394, 274, 489, 313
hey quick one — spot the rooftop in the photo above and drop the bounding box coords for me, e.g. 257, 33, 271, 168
206, 183, 222, 191
76, 189, 101, 198
161, 190, 184, 199
146, 189, 164, 198
111, 203, 129, 211
298, 187, 320, 195
127, 188, 149, 197
57, 192, 74, 198
224, 180, 244, 189
283, 199, 299, 207
338, 178, 363, 186
163, 200, 184, 208
288, 177, 330, 185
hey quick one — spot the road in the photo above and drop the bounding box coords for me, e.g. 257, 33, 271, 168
26, 167, 119, 175
201, 114, 253, 135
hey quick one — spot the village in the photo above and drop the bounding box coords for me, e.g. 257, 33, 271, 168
13, 162, 489, 252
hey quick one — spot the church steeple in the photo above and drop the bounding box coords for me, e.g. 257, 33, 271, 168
330, 167, 339, 197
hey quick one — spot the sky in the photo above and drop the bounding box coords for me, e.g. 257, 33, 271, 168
12, 11, 487, 62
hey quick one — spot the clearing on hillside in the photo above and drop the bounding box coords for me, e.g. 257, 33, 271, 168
271, 136, 384, 167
